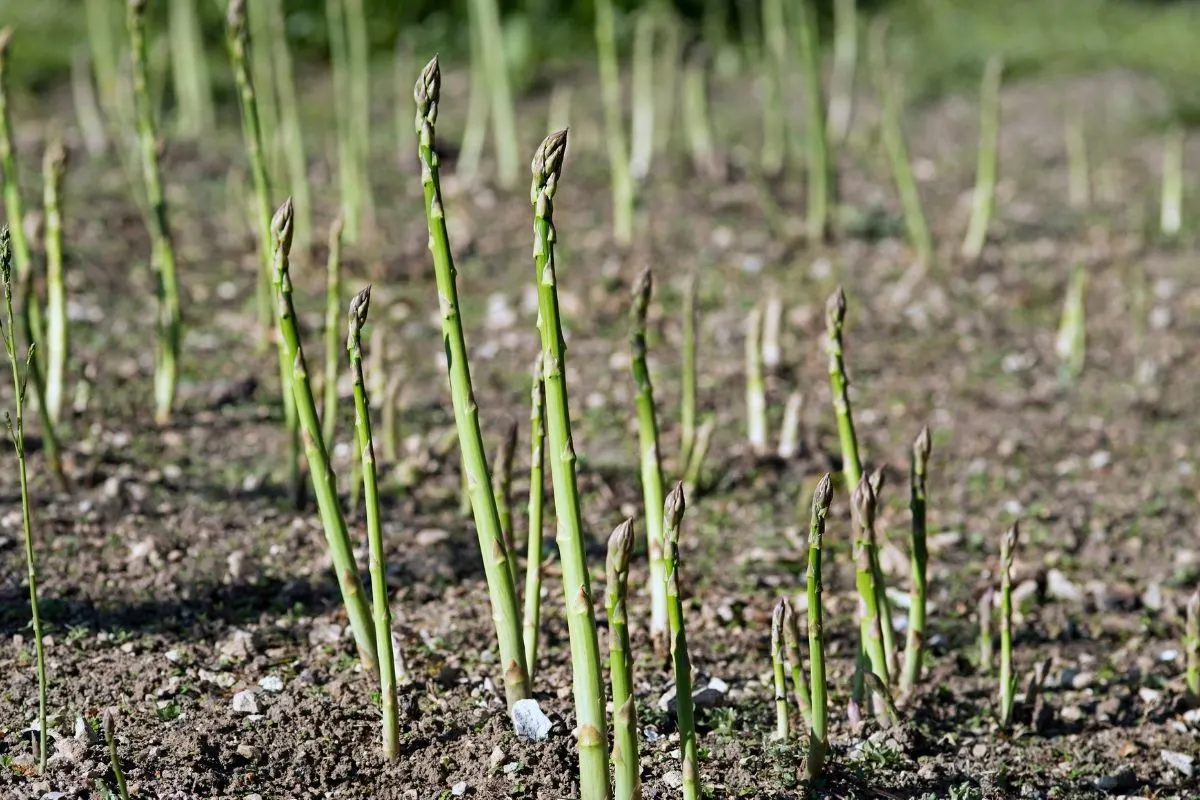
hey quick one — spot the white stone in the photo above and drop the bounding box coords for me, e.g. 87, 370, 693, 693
259, 675, 284, 693
1161, 750, 1194, 778
451, 781, 468, 796
232, 690, 259, 715
511, 699, 552, 741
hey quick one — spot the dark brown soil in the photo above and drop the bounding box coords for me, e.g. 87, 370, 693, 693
2, 64, 1200, 799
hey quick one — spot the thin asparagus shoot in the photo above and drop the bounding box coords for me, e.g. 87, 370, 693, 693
42, 138, 69, 425
631, 267, 669, 652
745, 305, 768, 456
961, 56, 1004, 262
653, 4, 681, 158
761, 296, 783, 373
793, 0, 831, 241
347, 287, 399, 760
852, 477, 890, 716
415, 58, 530, 710
531, 128, 609, 799
777, 391, 803, 460
2, 229, 47, 774
1065, 102, 1090, 210
629, 8, 656, 181
272, 198, 378, 677
523, 356, 546, 682
264, 0, 312, 253
1186, 590, 1199, 698
782, 598, 813, 730
70, 49, 108, 156
681, 43, 722, 181
606, 519, 641, 800
128, 0, 183, 425
1160, 125, 1183, 238
862, 468, 897, 678
806, 475, 833, 778
168, 0, 215, 137
760, 0, 787, 176
1055, 261, 1087, 384
594, 0, 634, 245
682, 414, 715, 500
322, 215, 345, 444
979, 587, 994, 675
494, 419, 520, 589
827, 0, 857, 142
470, 0, 519, 188
101, 710, 129, 800
771, 598, 790, 741
665, 482, 700, 799
826, 286, 862, 492
901, 425, 932, 695
999, 522, 1019, 729
680, 271, 698, 470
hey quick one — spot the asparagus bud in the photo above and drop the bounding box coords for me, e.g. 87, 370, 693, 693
664, 481, 686, 538
347, 286, 371, 342
271, 196, 295, 252
414, 55, 440, 126
851, 476, 876, 531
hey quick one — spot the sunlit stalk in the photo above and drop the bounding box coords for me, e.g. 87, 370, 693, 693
961, 56, 1003, 262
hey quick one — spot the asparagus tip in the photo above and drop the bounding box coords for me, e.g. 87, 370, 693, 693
813, 473, 833, 515
772, 597, 787, 640
46, 137, 68, 173
1002, 522, 1020, 561
532, 129, 569, 190
348, 286, 372, 339
271, 197, 295, 251
0, 226, 10, 284
664, 481, 686, 536
851, 476, 876, 530
826, 285, 847, 329
868, 465, 887, 496
632, 267, 653, 319
101, 707, 115, 738
915, 425, 932, 461
414, 56, 441, 120
606, 518, 635, 573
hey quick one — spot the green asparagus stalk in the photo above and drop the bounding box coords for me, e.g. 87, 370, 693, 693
70, 49, 108, 156
594, 0, 634, 245
322, 215, 344, 444
101, 710, 129, 800
347, 287, 399, 760
272, 198, 378, 677
805, 475, 832, 778
827, 0, 857, 142
793, 0, 831, 242
826, 286, 861, 491
760, 0, 787, 176
530, 127, 609, 799
682, 45, 722, 181
606, 519, 641, 800
2, 229, 47, 774
415, 58, 531, 710
1065, 103, 1090, 210
128, 0, 183, 426
523, 356, 546, 682
664, 483, 699, 799
680, 271, 698, 470
470, 0, 519, 188
682, 414, 714, 500
771, 599, 789, 741
782, 598, 813, 730
1055, 261, 1087, 383
901, 426, 932, 695
495, 419, 520, 589
863, 468, 897, 678
1186, 590, 1199, 697
246, 0, 280, 175
227, 0, 303, 504
631, 267, 669, 652
761, 296, 782, 373
979, 587, 994, 675
84, 0, 122, 120
344, 0, 376, 238
168, 0, 215, 137
852, 477, 890, 714
629, 8, 656, 181
745, 305, 768, 455
41, 138, 69, 426
870, 19, 932, 268
457, 21, 488, 184
653, 3, 681, 158
1160, 125, 1183, 238
777, 391, 803, 460
265, 0, 312, 254
961, 56, 1003, 262
999, 522, 1019, 729
325, 0, 359, 239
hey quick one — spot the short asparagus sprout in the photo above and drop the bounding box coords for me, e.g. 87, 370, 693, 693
901, 426, 932, 695
2, 228, 48, 774
664, 482, 700, 799
782, 599, 813, 731
999, 522, 1019, 729
680, 270, 698, 469
745, 305, 768, 456
494, 419, 520, 589
102, 709, 129, 800
415, 56, 530, 710
771, 598, 790, 741
322, 215, 345, 444
826, 286, 862, 492
272, 198, 378, 678
852, 477, 891, 716
1160, 126, 1184, 238
530, 128, 609, 799
606, 519, 641, 800
961, 56, 1004, 262
42, 138, 69, 425
1055, 261, 1087, 383
761, 296, 783, 373
523, 356, 546, 681
777, 391, 804, 460
630, 267, 669, 653
1186, 591, 1199, 698
806, 475, 833, 778
864, 465, 896, 676
979, 587, 995, 675
347, 286, 400, 760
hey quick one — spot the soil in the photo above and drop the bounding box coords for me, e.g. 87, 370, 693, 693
2, 62, 1200, 800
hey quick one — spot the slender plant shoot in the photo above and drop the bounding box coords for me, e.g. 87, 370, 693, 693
827, 0, 857, 142
607, 519, 641, 800
745, 305, 768, 455
102, 709, 130, 800
852, 477, 890, 717
794, 0, 831, 241
901, 426, 932, 695
962, 56, 1004, 261
322, 215, 345, 444
680, 271, 698, 469
1186, 590, 1199, 698
414, 57, 531, 710
771, 598, 790, 741
41, 138, 69, 425
594, 0, 634, 245
665, 483, 700, 799
524, 357, 546, 681
826, 286, 862, 491
782, 598, 814, 730
999, 522, 1019, 729
806, 475, 833, 778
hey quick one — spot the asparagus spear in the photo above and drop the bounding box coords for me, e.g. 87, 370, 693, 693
999, 522, 1019, 729
680, 271, 698, 470
806, 475, 832, 778
979, 587, 994, 675
901, 426, 932, 695
594, 0, 634, 245
682, 415, 714, 501
1160, 125, 1184, 238
607, 519, 641, 800
665, 482, 699, 800
322, 215, 344, 444
961, 56, 1003, 261
793, 0, 831, 241
347, 287, 399, 760
826, 286, 861, 491
782, 598, 813, 730
523, 356, 546, 682
531, 128, 610, 800
41, 138, 69, 426
771, 598, 790, 741
1186, 590, 1199, 698
494, 419, 520, 589
414, 57, 530, 710
852, 477, 890, 716
631, 267, 669, 652
745, 305, 768, 455
101, 709, 129, 800
827, 0, 857, 142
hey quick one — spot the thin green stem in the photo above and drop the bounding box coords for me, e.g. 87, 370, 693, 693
901, 426, 932, 695
806, 475, 832, 778
1186, 590, 1199, 697
594, 0, 634, 245
664, 483, 699, 800
962, 56, 1003, 262
629, 9, 656, 180
168, 0, 215, 137
851, 478, 890, 720
793, 0, 831, 241
745, 305, 768, 455
999, 523, 1019, 729
42, 138, 68, 426
495, 419, 520, 590
826, 286, 861, 492
469, 0, 519, 188
322, 215, 344, 444
265, 0, 312, 253
827, 0, 857, 142
771, 599, 790, 741
760, 0, 787, 176
523, 358, 546, 682
782, 599, 813, 731
101, 710, 129, 800
607, 519, 641, 800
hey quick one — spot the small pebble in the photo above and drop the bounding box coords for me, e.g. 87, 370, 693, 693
451, 781, 467, 797
259, 675, 284, 693
511, 699, 552, 741
1161, 750, 1194, 778
662, 771, 683, 789
231, 690, 259, 715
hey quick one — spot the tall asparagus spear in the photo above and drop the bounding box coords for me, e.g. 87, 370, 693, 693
793, 0, 831, 242
665, 482, 699, 800
523, 356, 546, 682
806, 475, 832, 778
42, 138, 69, 426
530, 128, 610, 800
631, 267, 669, 651
998, 522, 1019, 729
901, 426, 932, 695
607, 519, 641, 800
414, 57, 530, 711
852, 477, 890, 716
680, 271, 698, 469
782, 598, 813, 730
961, 56, 1003, 261
271, 198, 377, 678
771, 599, 790, 741
826, 286, 861, 491
322, 215, 344, 444
347, 287, 399, 760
